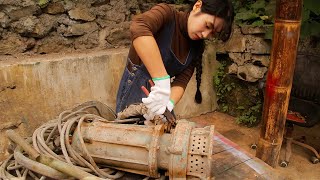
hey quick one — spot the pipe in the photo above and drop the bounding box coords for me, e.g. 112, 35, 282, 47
6, 130, 40, 160
256, 0, 302, 167
6, 130, 105, 180
14, 145, 68, 179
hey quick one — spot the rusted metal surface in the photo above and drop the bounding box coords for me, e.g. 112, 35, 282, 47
168, 121, 193, 178
185, 126, 215, 178
1, 101, 283, 179
72, 120, 215, 179
141, 84, 177, 129
256, 0, 302, 167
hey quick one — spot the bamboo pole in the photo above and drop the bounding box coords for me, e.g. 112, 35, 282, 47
256, 0, 302, 167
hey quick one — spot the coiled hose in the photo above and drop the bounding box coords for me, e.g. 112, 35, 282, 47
0, 101, 144, 180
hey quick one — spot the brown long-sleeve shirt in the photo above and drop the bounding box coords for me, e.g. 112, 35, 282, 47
129, 3, 198, 89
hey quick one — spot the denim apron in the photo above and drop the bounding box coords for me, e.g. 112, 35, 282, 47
116, 20, 197, 113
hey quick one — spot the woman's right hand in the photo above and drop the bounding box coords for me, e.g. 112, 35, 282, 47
142, 75, 171, 115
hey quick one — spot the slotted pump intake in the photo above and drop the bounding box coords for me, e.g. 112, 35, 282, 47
71, 119, 215, 179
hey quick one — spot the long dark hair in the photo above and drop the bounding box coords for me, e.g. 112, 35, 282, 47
190, 0, 234, 104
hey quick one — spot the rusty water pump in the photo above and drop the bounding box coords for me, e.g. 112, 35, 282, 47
72, 119, 215, 179
2, 101, 215, 179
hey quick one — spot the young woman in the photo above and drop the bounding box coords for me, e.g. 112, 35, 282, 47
116, 0, 234, 120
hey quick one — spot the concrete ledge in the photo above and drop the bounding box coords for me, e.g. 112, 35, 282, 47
0, 47, 218, 160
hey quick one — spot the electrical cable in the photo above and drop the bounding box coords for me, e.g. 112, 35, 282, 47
0, 103, 132, 179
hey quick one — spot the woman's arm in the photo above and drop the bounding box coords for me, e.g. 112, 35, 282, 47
170, 86, 185, 105
130, 4, 177, 115
132, 36, 167, 78
170, 63, 196, 106
130, 4, 174, 78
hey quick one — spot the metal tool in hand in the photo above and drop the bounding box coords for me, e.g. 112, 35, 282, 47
141, 80, 176, 127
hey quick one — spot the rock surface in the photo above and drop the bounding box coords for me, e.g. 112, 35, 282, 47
0, 0, 139, 55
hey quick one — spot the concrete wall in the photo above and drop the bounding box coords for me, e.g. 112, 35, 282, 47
0, 47, 218, 160
174, 44, 218, 119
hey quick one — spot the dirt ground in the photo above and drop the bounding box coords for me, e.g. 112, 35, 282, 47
189, 111, 320, 180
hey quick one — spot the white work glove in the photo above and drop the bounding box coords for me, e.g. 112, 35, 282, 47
167, 99, 174, 112
142, 75, 171, 115
143, 100, 174, 121
143, 109, 156, 121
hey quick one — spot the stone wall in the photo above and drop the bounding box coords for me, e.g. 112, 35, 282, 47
215, 25, 272, 82
0, 0, 188, 56
215, 25, 320, 83
0, 0, 188, 58
0, 0, 141, 55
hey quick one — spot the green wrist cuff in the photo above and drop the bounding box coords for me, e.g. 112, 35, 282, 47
170, 99, 175, 105
152, 75, 170, 81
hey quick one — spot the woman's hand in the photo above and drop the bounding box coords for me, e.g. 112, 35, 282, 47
143, 100, 174, 120
142, 75, 171, 115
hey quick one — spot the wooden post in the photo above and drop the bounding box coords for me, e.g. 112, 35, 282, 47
256, 0, 302, 167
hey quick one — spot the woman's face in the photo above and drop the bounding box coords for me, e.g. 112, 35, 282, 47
188, 1, 225, 40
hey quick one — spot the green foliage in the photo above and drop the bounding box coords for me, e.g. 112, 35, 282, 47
38, 0, 51, 8
233, 0, 274, 26
233, 0, 320, 39
174, 0, 186, 4
213, 60, 236, 113
221, 104, 229, 112
264, 26, 273, 39
236, 101, 262, 126
300, 0, 320, 38
304, 0, 320, 15
214, 56, 263, 126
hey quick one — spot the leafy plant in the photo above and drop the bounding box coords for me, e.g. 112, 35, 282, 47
214, 55, 263, 125
300, 0, 320, 38
213, 60, 236, 112
38, 0, 51, 8
236, 101, 262, 126
235, 0, 320, 40
233, 0, 274, 26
